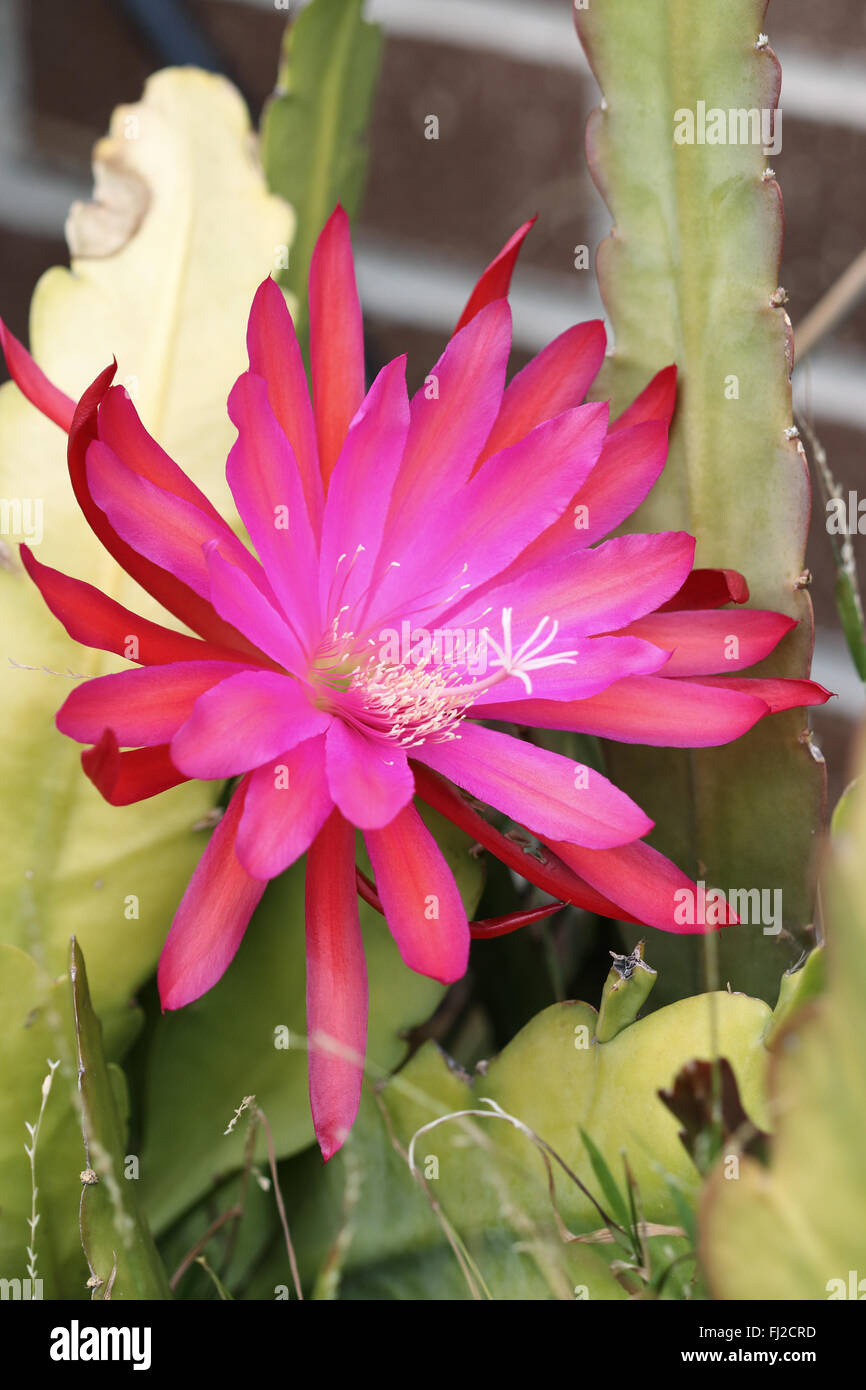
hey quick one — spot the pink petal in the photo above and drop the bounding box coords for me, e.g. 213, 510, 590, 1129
470, 418, 670, 580
0, 317, 75, 430
374, 401, 610, 629
86, 438, 264, 606
246, 277, 323, 531
305, 809, 368, 1161
97, 386, 226, 523
20, 545, 246, 667
477, 319, 606, 465
365, 802, 470, 983
308, 205, 366, 485
552, 837, 735, 934
205, 544, 307, 675
170, 670, 330, 780
450, 531, 695, 645
69, 365, 258, 655
453, 217, 536, 333
414, 722, 653, 850
235, 735, 333, 880
471, 635, 669, 712
158, 779, 266, 1009
226, 372, 321, 651
614, 609, 798, 675
387, 301, 512, 537
563, 419, 670, 548
491, 673, 771, 745
58, 660, 250, 746
413, 762, 632, 919
319, 357, 410, 616
325, 720, 415, 829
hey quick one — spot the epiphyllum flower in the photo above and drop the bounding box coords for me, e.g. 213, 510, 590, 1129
2, 209, 828, 1159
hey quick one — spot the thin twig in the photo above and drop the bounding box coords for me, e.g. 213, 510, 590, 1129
796, 245, 866, 360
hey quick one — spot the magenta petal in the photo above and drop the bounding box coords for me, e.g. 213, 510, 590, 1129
57, 660, 250, 746
308, 206, 366, 484
226, 371, 321, 650
171, 671, 331, 779
325, 721, 414, 829
365, 803, 470, 983
471, 635, 669, 712
616, 609, 798, 676
205, 543, 306, 675
236, 735, 333, 880
374, 401, 610, 628
319, 356, 410, 615
246, 277, 323, 531
85, 438, 263, 603
386, 300, 512, 540
414, 723, 653, 850
305, 809, 368, 1161
97, 387, 227, 524
478, 319, 606, 465
158, 779, 266, 1009
448, 531, 695, 645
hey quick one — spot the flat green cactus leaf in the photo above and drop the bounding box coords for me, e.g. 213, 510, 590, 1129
262, 984, 771, 1298
576, 0, 825, 1001
70, 939, 171, 1299
700, 734, 866, 1299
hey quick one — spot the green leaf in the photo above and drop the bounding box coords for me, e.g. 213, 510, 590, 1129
577, 1127, 632, 1233
261, 0, 383, 334
262, 984, 771, 1298
700, 729, 866, 1298
70, 939, 170, 1299
576, 0, 825, 1001
139, 808, 483, 1236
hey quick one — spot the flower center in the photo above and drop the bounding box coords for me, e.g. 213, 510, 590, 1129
309, 607, 579, 749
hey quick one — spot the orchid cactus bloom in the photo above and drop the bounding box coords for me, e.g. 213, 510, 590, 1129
1, 207, 829, 1158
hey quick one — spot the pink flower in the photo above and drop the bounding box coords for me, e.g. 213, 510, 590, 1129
1, 208, 829, 1158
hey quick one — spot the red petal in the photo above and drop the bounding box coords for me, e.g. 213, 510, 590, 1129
469, 903, 563, 939
610, 363, 677, 432
308, 205, 366, 485
20, 545, 248, 666
158, 779, 266, 1010
411, 764, 630, 919
657, 568, 750, 611
82, 731, 188, 804
305, 810, 368, 1161
66, 366, 259, 656
0, 317, 75, 430
453, 217, 537, 334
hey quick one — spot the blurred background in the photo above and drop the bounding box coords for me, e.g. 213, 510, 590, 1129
1, 0, 864, 795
